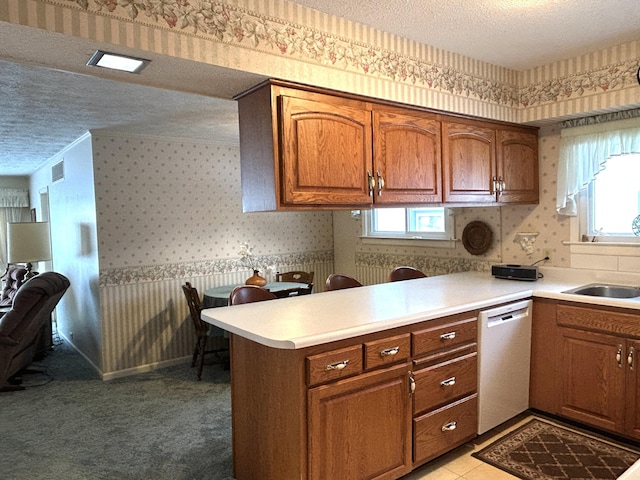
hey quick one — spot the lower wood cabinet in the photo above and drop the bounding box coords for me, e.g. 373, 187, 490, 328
559, 327, 640, 439
530, 300, 640, 441
308, 362, 413, 480
229, 311, 479, 480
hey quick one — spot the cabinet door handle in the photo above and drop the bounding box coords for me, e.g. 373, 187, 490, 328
408, 371, 416, 395
498, 176, 505, 195
440, 377, 456, 387
617, 345, 623, 368
441, 421, 457, 432
376, 170, 385, 196
492, 176, 498, 194
367, 171, 375, 196
325, 360, 349, 371
380, 346, 399, 357
629, 347, 635, 370
440, 331, 456, 341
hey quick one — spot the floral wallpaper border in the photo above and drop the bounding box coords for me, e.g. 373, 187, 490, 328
99, 249, 333, 286
47, 0, 639, 109
356, 252, 492, 277
561, 107, 640, 128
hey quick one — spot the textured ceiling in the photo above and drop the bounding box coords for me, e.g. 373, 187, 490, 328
294, 0, 640, 70
2, 0, 640, 176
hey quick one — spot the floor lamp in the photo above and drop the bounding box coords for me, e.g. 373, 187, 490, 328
7, 222, 52, 280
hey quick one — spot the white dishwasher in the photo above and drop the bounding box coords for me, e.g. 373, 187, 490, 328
478, 299, 532, 434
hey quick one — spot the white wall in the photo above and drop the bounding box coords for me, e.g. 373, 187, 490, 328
30, 133, 102, 370
0, 177, 29, 188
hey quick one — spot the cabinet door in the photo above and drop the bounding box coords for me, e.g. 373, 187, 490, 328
280, 94, 373, 206
529, 299, 562, 414
442, 121, 496, 203
372, 107, 442, 203
625, 340, 640, 440
559, 327, 625, 433
308, 363, 412, 480
496, 129, 539, 204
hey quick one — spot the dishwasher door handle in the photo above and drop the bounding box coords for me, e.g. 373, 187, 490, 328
486, 310, 528, 328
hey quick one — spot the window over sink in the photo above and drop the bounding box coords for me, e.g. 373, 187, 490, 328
579, 153, 640, 243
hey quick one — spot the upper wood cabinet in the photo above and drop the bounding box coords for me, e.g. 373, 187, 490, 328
442, 120, 539, 204
373, 106, 442, 204
280, 93, 373, 206
236, 79, 537, 211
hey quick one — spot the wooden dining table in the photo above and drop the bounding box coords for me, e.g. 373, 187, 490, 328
202, 281, 311, 309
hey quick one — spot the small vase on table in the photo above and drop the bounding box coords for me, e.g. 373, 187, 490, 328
245, 269, 267, 287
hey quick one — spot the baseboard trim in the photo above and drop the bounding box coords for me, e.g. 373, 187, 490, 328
101, 355, 192, 381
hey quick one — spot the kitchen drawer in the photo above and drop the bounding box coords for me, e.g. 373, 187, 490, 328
557, 303, 640, 338
307, 345, 363, 386
413, 394, 478, 465
364, 333, 411, 370
413, 316, 477, 357
413, 352, 477, 415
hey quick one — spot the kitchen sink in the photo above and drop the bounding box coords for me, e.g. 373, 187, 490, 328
562, 283, 640, 299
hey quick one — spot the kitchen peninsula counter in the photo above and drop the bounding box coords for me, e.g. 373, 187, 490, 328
200, 268, 640, 350
200, 267, 640, 480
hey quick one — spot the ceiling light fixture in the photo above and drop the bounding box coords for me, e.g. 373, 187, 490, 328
87, 50, 150, 74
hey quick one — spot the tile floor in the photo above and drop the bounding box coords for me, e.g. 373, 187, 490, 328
401, 415, 532, 480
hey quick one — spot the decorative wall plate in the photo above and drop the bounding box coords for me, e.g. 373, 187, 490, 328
462, 221, 493, 255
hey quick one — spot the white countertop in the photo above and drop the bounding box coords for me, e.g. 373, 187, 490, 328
200, 267, 640, 350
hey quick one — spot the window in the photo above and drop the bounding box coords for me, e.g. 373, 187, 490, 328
364, 207, 452, 241
581, 153, 640, 241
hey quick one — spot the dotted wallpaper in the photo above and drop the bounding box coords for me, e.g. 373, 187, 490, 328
92, 134, 334, 271
501, 124, 570, 267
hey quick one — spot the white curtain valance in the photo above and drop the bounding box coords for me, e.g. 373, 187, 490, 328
0, 189, 29, 208
557, 117, 640, 216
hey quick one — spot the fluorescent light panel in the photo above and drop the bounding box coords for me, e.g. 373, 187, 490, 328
87, 50, 150, 73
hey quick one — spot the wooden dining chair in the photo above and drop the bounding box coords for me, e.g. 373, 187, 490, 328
388, 266, 427, 282
181, 282, 229, 380
229, 285, 278, 305
275, 270, 314, 295
325, 274, 362, 291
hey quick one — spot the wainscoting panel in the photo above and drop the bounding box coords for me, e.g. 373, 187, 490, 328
356, 264, 391, 286
100, 260, 333, 377
355, 255, 494, 287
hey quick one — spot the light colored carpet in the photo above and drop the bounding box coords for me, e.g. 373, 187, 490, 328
0, 340, 233, 480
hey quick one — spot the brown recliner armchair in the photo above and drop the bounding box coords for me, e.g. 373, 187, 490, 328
0, 272, 70, 390
0, 265, 28, 307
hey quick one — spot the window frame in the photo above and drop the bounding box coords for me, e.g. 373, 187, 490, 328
362, 207, 455, 247
578, 153, 640, 244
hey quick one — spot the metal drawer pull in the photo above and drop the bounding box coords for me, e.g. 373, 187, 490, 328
440, 377, 456, 387
380, 347, 400, 357
440, 332, 456, 341
441, 421, 457, 432
409, 372, 416, 395
325, 360, 349, 371
629, 347, 635, 370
